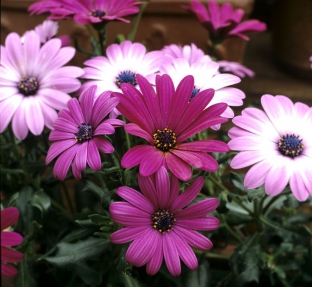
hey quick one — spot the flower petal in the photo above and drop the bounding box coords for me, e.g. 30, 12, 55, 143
1, 247, 23, 262
110, 226, 148, 244
1, 208, 20, 230
1, 231, 23, 246
163, 232, 181, 276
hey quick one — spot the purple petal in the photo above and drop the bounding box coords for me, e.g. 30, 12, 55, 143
80, 85, 96, 124
176, 216, 220, 231
168, 175, 180, 207
138, 173, 159, 210
86, 140, 101, 171
110, 226, 148, 244
92, 137, 114, 154
170, 177, 204, 212
1, 262, 18, 277
146, 237, 163, 275
165, 152, 192, 181
1, 231, 23, 246
75, 142, 87, 171
124, 123, 154, 144
121, 145, 155, 169
46, 139, 76, 164
171, 150, 203, 169
1, 208, 19, 230
1, 247, 23, 262
93, 123, 115, 136
155, 166, 170, 209
116, 186, 155, 213
177, 140, 229, 152
67, 98, 84, 125
139, 150, 165, 177
163, 232, 181, 276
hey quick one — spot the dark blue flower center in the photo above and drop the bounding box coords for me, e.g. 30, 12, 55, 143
152, 209, 175, 233
189, 86, 200, 101
74, 123, 92, 143
153, 128, 177, 152
18, 76, 39, 96
115, 71, 137, 88
278, 134, 304, 158
90, 10, 106, 18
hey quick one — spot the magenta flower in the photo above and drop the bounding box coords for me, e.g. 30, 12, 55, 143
159, 58, 245, 129
113, 74, 229, 181
228, 94, 312, 202
81, 40, 169, 117
1, 207, 24, 277
46, 86, 124, 180
0, 31, 83, 140
218, 60, 255, 78
110, 167, 219, 276
28, 0, 142, 25
162, 43, 212, 65
183, 0, 267, 42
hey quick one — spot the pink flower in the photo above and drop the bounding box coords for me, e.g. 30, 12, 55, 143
162, 43, 212, 64
310, 56, 312, 68
228, 94, 312, 201
113, 73, 229, 181
159, 58, 245, 129
46, 86, 124, 180
183, 0, 267, 42
218, 60, 255, 78
28, 0, 142, 25
81, 40, 169, 117
110, 167, 219, 276
1, 207, 24, 277
0, 31, 84, 140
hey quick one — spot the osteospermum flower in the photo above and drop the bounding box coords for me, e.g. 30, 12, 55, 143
46, 86, 124, 180
159, 58, 245, 128
1, 207, 24, 277
218, 60, 255, 78
0, 31, 84, 140
110, 167, 219, 276
162, 43, 212, 65
114, 74, 229, 181
228, 94, 312, 201
28, 0, 142, 25
183, 0, 266, 43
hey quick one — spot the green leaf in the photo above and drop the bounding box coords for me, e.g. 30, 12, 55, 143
8, 192, 19, 206
30, 190, 51, 216
224, 212, 253, 225
230, 172, 246, 191
121, 273, 141, 287
15, 257, 36, 287
247, 189, 266, 202
89, 214, 111, 226
81, 180, 104, 198
75, 219, 94, 228
185, 256, 210, 287
44, 237, 111, 267
68, 263, 102, 286
229, 233, 261, 285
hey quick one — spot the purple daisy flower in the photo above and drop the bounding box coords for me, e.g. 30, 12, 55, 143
110, 167, 219, 276
228, 94, 312, 201
113, 73, 229, 181
28, 0, 142, 25
46, 86, 124, 180
159, 58, 245, 129
81, 40, 169, 117
217, 60, 255, 78
0, 31, 84, 140
162, 43, 212, 65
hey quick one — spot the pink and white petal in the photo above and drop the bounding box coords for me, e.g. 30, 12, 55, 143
86, 140, 101, 171
146, 238, 163, 275
11, 101, 29, 140
228, 135, 275, 151
5, 33, 26, 75
173, 226, 213, 250
163, 232, 181, 276
1, 208, 19, 230
0, 87, 19, 101
36, 99, 58, 130
139, 150, 165, 177
110, 226, 148, 244
41, 77, 81, 93
170, 177, 204, 212
1, 247, 23, 262
138, 173, 159, 210
126, 229, 159, 267
169, 231, 198, 270
165, 152, 192, 182
176, 216, 220, 231
47, 46, 76, 71
92, 137, 114, 154
230, 151, 269, 169
175, 198, 219, 219
23, 31, 40, 76
155, 166, 171, 209
209, 74, 241, 90
116, 186, 155, 213
1, 231, 23, 246
1, 262, 18, 277
264, 158, 291, 196
124, 123, 154, 144
0, 94, 23, 133
38, 88, 71, 110
24, 97, 45, 136
53, 144, 79, 181
289, 159, 310, 201
46, 139, 77, 164
121, 145, 154, 169
244, 160, 273, 189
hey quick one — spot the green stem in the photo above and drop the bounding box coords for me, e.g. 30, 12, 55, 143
50, 197, 75, 223
220, 214, 244, 243
253, 198, 263, 232
61, 182, 75, 214
122, 116, 131, 151
98, 27, 107, 56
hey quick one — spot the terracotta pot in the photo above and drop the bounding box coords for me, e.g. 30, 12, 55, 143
272, 0, 312, 79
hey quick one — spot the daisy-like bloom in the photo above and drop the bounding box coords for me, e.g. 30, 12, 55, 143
218, 60, 255, 78
28, 0, 142, 25
81, 40, 169, 116
46, 85, 124, 180
162, 43, 212, 65
228, 94, 312, 201
183, 0, 267, 43
1, 207, 24, 277
0, 31, 84, 140
114, 73, 229, 181
159, 58, 245, 129
110, 167, 219, 276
